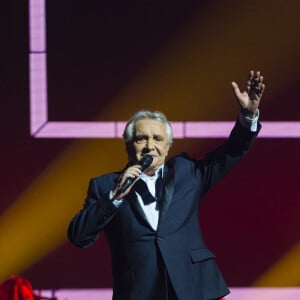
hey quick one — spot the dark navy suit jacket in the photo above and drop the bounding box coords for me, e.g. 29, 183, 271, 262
68, 120, 261, 300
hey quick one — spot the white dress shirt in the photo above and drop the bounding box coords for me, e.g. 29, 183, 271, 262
135, 167, 163, 230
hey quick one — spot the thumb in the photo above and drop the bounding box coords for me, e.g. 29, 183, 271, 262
231, 81, 240, 94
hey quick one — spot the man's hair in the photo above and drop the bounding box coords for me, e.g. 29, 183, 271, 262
123, 109, 173, 145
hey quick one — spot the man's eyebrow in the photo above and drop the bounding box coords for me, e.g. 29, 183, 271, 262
135, 134, 147, 137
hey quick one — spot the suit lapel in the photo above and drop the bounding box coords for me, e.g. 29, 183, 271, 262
158, 163, 175, 224
126, 191, 154, 230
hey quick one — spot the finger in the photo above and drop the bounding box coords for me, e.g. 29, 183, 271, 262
126, 169, 141, 179
255, 74, 265, 91
254, 73, 262, 87
259, 75, 264, 85
248, 71, 257, 90
246, 80, 252, 92
249, 71, 263, 89
122, 167, 141, 181
248, 70, 255, 82
231, 81, 241, 95
258, 83, 266, 96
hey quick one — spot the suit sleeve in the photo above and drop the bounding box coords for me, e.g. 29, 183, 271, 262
198, 119, 261, 196
67, 178, 117, 248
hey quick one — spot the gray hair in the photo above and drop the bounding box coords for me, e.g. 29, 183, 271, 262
123, 109, 173, 145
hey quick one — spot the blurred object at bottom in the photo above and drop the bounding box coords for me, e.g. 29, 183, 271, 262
0, 275, 57, 300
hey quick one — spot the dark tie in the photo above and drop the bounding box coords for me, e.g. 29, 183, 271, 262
134, 170, 163, 205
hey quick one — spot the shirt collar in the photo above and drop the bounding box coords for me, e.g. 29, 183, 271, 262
141, 165, 164, 181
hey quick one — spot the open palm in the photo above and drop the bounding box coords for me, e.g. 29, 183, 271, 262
231, 70, 265, 118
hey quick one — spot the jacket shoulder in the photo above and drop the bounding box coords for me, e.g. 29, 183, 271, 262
167, 152, 193, 163
166, 153, 196, 171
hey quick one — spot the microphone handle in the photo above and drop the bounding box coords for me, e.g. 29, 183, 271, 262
116, 155, 153, 195
119, 177, 135, 193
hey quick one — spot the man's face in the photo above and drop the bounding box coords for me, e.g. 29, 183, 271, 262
127, 119, 170, 174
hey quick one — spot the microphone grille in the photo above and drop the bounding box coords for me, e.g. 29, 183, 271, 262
139, 155, 153, 171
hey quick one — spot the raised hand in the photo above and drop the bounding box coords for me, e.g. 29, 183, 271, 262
231, 70, 265, 118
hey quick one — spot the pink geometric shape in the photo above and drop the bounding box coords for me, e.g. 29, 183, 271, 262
29, 53, 48, 135
34, 288, 300, 300
29, 0, 46, 52
28, 0, 300, 139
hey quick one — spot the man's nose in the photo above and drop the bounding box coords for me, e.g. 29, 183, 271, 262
145, 138, 155, 150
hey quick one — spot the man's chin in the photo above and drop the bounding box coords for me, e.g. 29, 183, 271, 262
144, 166, 156, 176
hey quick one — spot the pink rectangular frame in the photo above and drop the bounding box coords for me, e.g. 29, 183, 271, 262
29, 0, 300, 139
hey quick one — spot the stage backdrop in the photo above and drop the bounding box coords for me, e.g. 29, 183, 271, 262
1, 0, 299, 290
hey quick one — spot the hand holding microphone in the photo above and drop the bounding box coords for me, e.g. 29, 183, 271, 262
113, 155, 153, 200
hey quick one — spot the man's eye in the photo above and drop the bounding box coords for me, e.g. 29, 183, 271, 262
135, 136, 146, 143
154, 136, 163, 141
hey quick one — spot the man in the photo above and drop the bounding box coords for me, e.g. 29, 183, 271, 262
68, 70, 265, 300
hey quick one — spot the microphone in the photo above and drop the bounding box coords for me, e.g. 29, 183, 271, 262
118, 155, 153, 193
